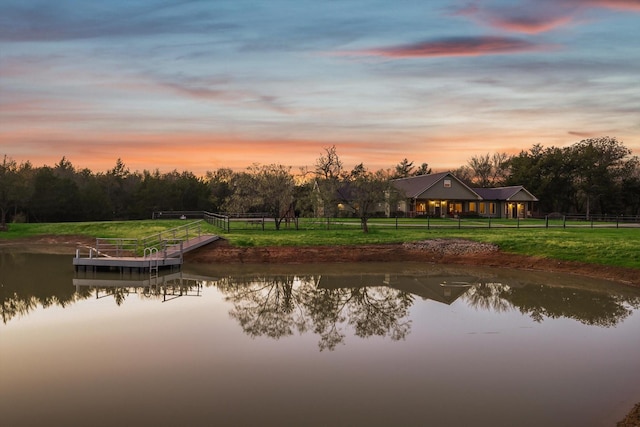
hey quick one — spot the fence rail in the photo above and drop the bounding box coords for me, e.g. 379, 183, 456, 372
151, 211, 640, 232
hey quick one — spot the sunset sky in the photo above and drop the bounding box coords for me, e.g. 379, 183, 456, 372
1, 0, 639, 176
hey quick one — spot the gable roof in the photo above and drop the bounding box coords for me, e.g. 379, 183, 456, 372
391, 172, 481, 200
473, 186, 538, 202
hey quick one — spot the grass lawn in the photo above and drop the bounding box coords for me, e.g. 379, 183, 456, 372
1, 219, 639, 269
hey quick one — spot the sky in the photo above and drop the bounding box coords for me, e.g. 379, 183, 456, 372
1, 0, 639, 176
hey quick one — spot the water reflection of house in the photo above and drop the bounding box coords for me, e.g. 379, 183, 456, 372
317, 274, 476, 305
391, 172, 538, 218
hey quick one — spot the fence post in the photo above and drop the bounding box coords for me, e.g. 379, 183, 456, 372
591, 216, 594, 228
488, 216, 491, 229
517, 217, 520, 229
545, 215, 549, 229
563, 216, 566, 228
617, 215, 620, 229
262, 216, 265, 231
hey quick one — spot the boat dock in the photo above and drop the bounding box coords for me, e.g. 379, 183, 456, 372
73, 220, 219, 273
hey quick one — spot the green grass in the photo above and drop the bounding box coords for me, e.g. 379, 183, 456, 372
0, 220, 210, 240
1, 219, 639, 269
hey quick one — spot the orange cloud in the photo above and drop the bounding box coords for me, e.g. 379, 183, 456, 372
345, 37, 551, 58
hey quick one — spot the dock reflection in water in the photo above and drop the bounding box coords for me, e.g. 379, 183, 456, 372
73, 271, 204, 303
2, 253, 640, 427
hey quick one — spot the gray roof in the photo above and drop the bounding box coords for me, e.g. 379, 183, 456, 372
391, 172, 450, 198
391, 172, 481, 199
473, 186, 538, 202
391, 173, 538, 202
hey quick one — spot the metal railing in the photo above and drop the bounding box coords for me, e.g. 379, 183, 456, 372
152, 210, 230, 232
89, 220, 203, 258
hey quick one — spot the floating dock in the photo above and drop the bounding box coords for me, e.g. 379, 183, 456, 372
73, 221, 219, 273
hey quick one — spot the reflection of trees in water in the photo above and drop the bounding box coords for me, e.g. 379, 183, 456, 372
224, 275, 305, 340
1, 251, 91, 323
217, 275, 413, 351
507, 285, 639, 327
464, 282, 640, 327
306, 285, 413, 351
2, 285, 115, 323
465, 283, 513, 313
2, 294, 39, 324
104, 287, 129, 306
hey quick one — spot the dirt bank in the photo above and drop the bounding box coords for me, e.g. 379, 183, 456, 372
183, 238, 640, 287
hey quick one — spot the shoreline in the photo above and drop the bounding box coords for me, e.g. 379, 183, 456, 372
1, 235, 639, 286
184, 238, 640, 287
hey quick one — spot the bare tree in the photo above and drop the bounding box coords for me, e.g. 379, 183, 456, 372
468, 154, 493, 187
338, 164, 389, 233
467, 152, 511, 187
491, 152, 510, 185
313, 146, 344, 217
225, 163, 295, 230
314, 145, 343, 180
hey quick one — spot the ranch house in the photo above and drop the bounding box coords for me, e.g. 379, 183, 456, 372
390, 172, 538, 219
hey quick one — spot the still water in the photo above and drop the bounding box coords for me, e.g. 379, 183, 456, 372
1, 251, 640, 427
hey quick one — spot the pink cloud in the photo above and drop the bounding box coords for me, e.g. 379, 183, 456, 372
453, 0, 640, 35
577, 0, 640, 11
347, 37, 550, 58
484, 15, 574, 34
450, 2, 577, 34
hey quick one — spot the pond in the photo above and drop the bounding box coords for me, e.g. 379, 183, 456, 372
2, 251, 640, 427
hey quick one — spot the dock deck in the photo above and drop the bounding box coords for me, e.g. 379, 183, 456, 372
73, 221, 219, 272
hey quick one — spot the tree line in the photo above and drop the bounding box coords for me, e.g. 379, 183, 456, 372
1, 136, 639, 230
